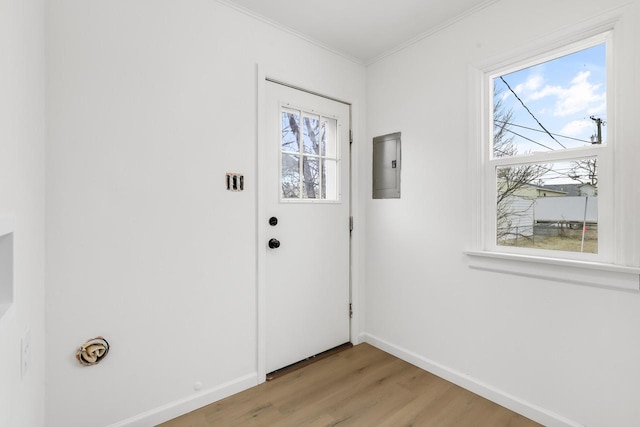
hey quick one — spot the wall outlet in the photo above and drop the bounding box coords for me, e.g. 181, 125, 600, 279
21, 329, 31, 379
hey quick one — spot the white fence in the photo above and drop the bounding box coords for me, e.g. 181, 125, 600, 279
498, 195, 534, 238
499, 196, 598, 240
535, 196, 597, 223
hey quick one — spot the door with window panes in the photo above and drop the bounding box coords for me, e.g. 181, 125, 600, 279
264, 81, 350, 374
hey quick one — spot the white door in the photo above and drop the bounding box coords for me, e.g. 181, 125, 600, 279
264, 81, 351, 373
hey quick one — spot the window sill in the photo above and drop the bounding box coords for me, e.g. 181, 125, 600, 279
465, 250, 640, 292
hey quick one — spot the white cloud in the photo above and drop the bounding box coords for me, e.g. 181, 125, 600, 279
560, 120, 592, 138
587, 101, 606, 116
530, 85, 562, 101
526, 74, 544, 91
514, 74, 544, 97
554, 71, 605, 117
513, 70, 605, 118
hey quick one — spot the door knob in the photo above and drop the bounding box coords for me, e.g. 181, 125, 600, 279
268, 238, 280, 249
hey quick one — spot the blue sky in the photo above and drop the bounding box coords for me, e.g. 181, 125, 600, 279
494, 43, 606, 154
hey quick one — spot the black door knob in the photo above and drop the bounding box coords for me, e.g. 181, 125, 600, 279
268, 238, 280, 249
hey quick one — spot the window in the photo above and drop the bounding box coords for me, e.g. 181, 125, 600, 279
492, 42, 605, 256
280, 108, 339, 201
468, 25, 640, 290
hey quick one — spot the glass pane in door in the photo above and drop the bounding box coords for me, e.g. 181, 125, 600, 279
282, 154, 300, 199
302, 157, 319, 199
282, 110, 300, 153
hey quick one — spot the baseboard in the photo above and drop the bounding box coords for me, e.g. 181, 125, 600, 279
362, 333, 584, 427
107, 373, 258, 427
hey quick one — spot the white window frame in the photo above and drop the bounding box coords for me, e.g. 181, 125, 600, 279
488, 33, 611, 263
466, 18, 640, 291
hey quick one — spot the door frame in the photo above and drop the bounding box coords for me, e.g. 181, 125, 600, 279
256, 67, 359, 382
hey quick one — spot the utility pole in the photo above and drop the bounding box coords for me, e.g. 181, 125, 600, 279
590, 116, 604, 144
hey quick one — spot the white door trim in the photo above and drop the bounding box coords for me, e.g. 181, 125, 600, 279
256, 66, 358, 382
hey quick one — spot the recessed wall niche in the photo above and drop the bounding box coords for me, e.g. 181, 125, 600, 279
0, 216, 15, 320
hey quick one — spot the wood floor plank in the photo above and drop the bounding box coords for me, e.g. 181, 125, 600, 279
158, 343, 542, 427
272, 346, 400, 416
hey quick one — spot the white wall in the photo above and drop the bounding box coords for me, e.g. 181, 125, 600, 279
0, 0, 46, 426
45, 1, 365, 426
365, 1, 640, 426
44, 0, 640, 425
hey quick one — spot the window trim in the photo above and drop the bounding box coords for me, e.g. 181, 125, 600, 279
466, 250, 640, 292
467, 15, 640, 291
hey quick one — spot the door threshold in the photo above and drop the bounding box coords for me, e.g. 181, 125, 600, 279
266, 342, 353, 381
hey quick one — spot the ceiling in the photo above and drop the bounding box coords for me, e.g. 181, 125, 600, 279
219, 0, 495, 63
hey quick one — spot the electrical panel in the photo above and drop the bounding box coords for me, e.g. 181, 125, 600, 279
372, 132, 401, 199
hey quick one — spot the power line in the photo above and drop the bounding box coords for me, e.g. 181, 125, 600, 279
502, 128, 557, 152
494, 120, 592, 144
536, 164, 596, 182
499, 76, 567, 149
498, 159, 596, 183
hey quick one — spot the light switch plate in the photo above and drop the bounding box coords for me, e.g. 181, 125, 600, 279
226, 173, 244, 191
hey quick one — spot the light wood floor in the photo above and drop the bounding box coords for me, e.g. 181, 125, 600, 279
158, 343, 542, 427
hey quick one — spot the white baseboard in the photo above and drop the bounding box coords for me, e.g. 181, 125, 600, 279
362, 333, 584, 427
107, 373, 258, 427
